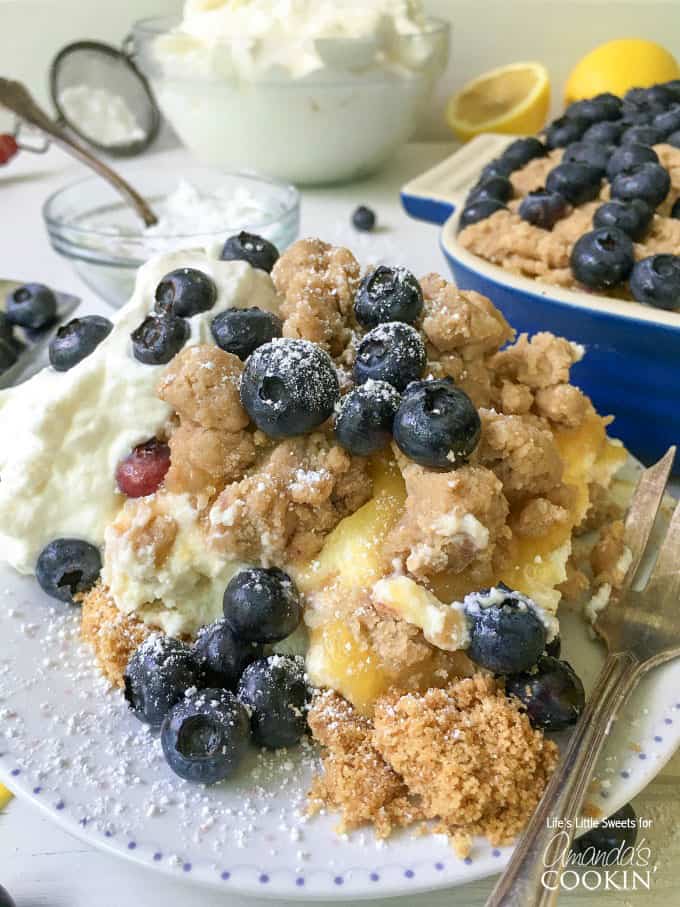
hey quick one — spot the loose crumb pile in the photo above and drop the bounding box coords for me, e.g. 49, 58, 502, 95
308, 675, 559, 855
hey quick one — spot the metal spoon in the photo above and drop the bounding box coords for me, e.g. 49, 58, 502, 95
0, 77, 158, 227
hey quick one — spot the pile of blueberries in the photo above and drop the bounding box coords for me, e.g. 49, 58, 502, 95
463, 585, 585, 732
460, 79, 680, 310
1, 282, 59, 375
123, 566, 309, 783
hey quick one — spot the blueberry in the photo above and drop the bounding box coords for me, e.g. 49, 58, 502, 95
154, 268, 217, 318
193, 619, 263, 689
610, 161, 671, 209
124, 635, 202, 727
240, 338, 339, 437
0, 338, 18, 374
653, 105, 680, 136
562, 141, 611, 176
393, 378, 481, 469
36, 538, 102, 604
593, 199, 653, 241
210, 307, 282, 361
665, 80, 680, 102
543, 115, 588, 150
354, 266, 423, 328
500, 137, 547, 171
353, 322, 426, 391
667, 129, 680, 149
623, 85, 672, 119
518, 191, 569, 230
582, 120, 625, 146
334, 380, 401, 456
566, 94, 622, 123
221, 231, 279, 273
0, 311, 15, 345
466, 176, 513, 205
672, 198, 680, 219
161, 688, 250, 783
545, 635, 561, 658
465, 587, 547, 675
629, 255, 680, 310
606, 143, 659, 181
0, 886, 15, 907
545, 162, 602, 205
131, 314, 189, 365
237, 655, 310, 749
570, 227, 635, 290
571, 803, 638, 865
479, 158, 514, 181
49, 315, 112, 371
223, 567, 301, 644
621, 124, 663, 147
6, 282, 57, 329
505, 656, 585, 731
645, 84, 676, 110
459, 199, 507, 229
352, 205, 377, 232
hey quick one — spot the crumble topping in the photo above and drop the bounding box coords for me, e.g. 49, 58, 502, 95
308, 675, 559, 850
81, 582, 152, 687
272, 237, 361, 357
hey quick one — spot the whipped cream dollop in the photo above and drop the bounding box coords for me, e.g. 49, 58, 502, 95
158, 0, 430, 80
0, 250, 280, 576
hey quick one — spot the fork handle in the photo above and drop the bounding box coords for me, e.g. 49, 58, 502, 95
485, 651, 642, 907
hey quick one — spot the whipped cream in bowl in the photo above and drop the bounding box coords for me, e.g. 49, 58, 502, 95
43, 165, 299, 307
132, 2, 449, 184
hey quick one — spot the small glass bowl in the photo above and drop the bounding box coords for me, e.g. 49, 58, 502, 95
43, 166, 300, 307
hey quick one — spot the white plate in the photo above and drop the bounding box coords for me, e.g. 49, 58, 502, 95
2, 553, 680, 901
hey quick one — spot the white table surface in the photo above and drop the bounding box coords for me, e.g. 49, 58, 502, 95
2, 141, 680, 906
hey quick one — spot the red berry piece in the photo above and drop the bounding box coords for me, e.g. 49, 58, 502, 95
0, 134, 18, 166
116, 439, 170, 498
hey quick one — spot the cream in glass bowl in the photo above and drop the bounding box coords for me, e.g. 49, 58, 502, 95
132, 0, 449, 185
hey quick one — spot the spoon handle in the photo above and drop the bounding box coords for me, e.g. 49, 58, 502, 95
0, 78, 158, 227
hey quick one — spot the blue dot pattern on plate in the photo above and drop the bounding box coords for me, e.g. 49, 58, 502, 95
334, 876, 344, 885
221, 871, 231, 881
405, 869, 415, 878
296, 877, 305, 887
370, 872, 380, 881
259, 874, 269, 884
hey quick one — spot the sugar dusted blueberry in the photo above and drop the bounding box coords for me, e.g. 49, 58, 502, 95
238, 655, 310, 749
334, 379, 400, 456
353, 321, 426, 391
240, 338, 339, 437
393, 378, 481, 469
193, 619, 263, 689
124, 635, 202, 727
36, 538, 102, 604
223, 567, 301, 644
161, 687, 250, 783
354, 266, 423, 328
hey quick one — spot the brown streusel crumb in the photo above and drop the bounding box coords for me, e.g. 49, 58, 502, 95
308, 675, 559, 848
80, 583, 152, 687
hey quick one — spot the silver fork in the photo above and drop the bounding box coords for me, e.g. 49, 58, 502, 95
486, 446, 679, 907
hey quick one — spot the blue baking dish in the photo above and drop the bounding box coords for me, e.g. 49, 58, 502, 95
401, 134, 680, 466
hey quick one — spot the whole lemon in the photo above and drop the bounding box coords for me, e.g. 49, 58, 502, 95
565, 39, 680, 103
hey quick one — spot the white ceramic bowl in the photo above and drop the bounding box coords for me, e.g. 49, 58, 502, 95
131, 16, 449, 186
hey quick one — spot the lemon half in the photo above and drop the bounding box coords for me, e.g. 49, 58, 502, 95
0, 784, 12, 810
565, 39, 680, 104
446, 62, 551, 142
